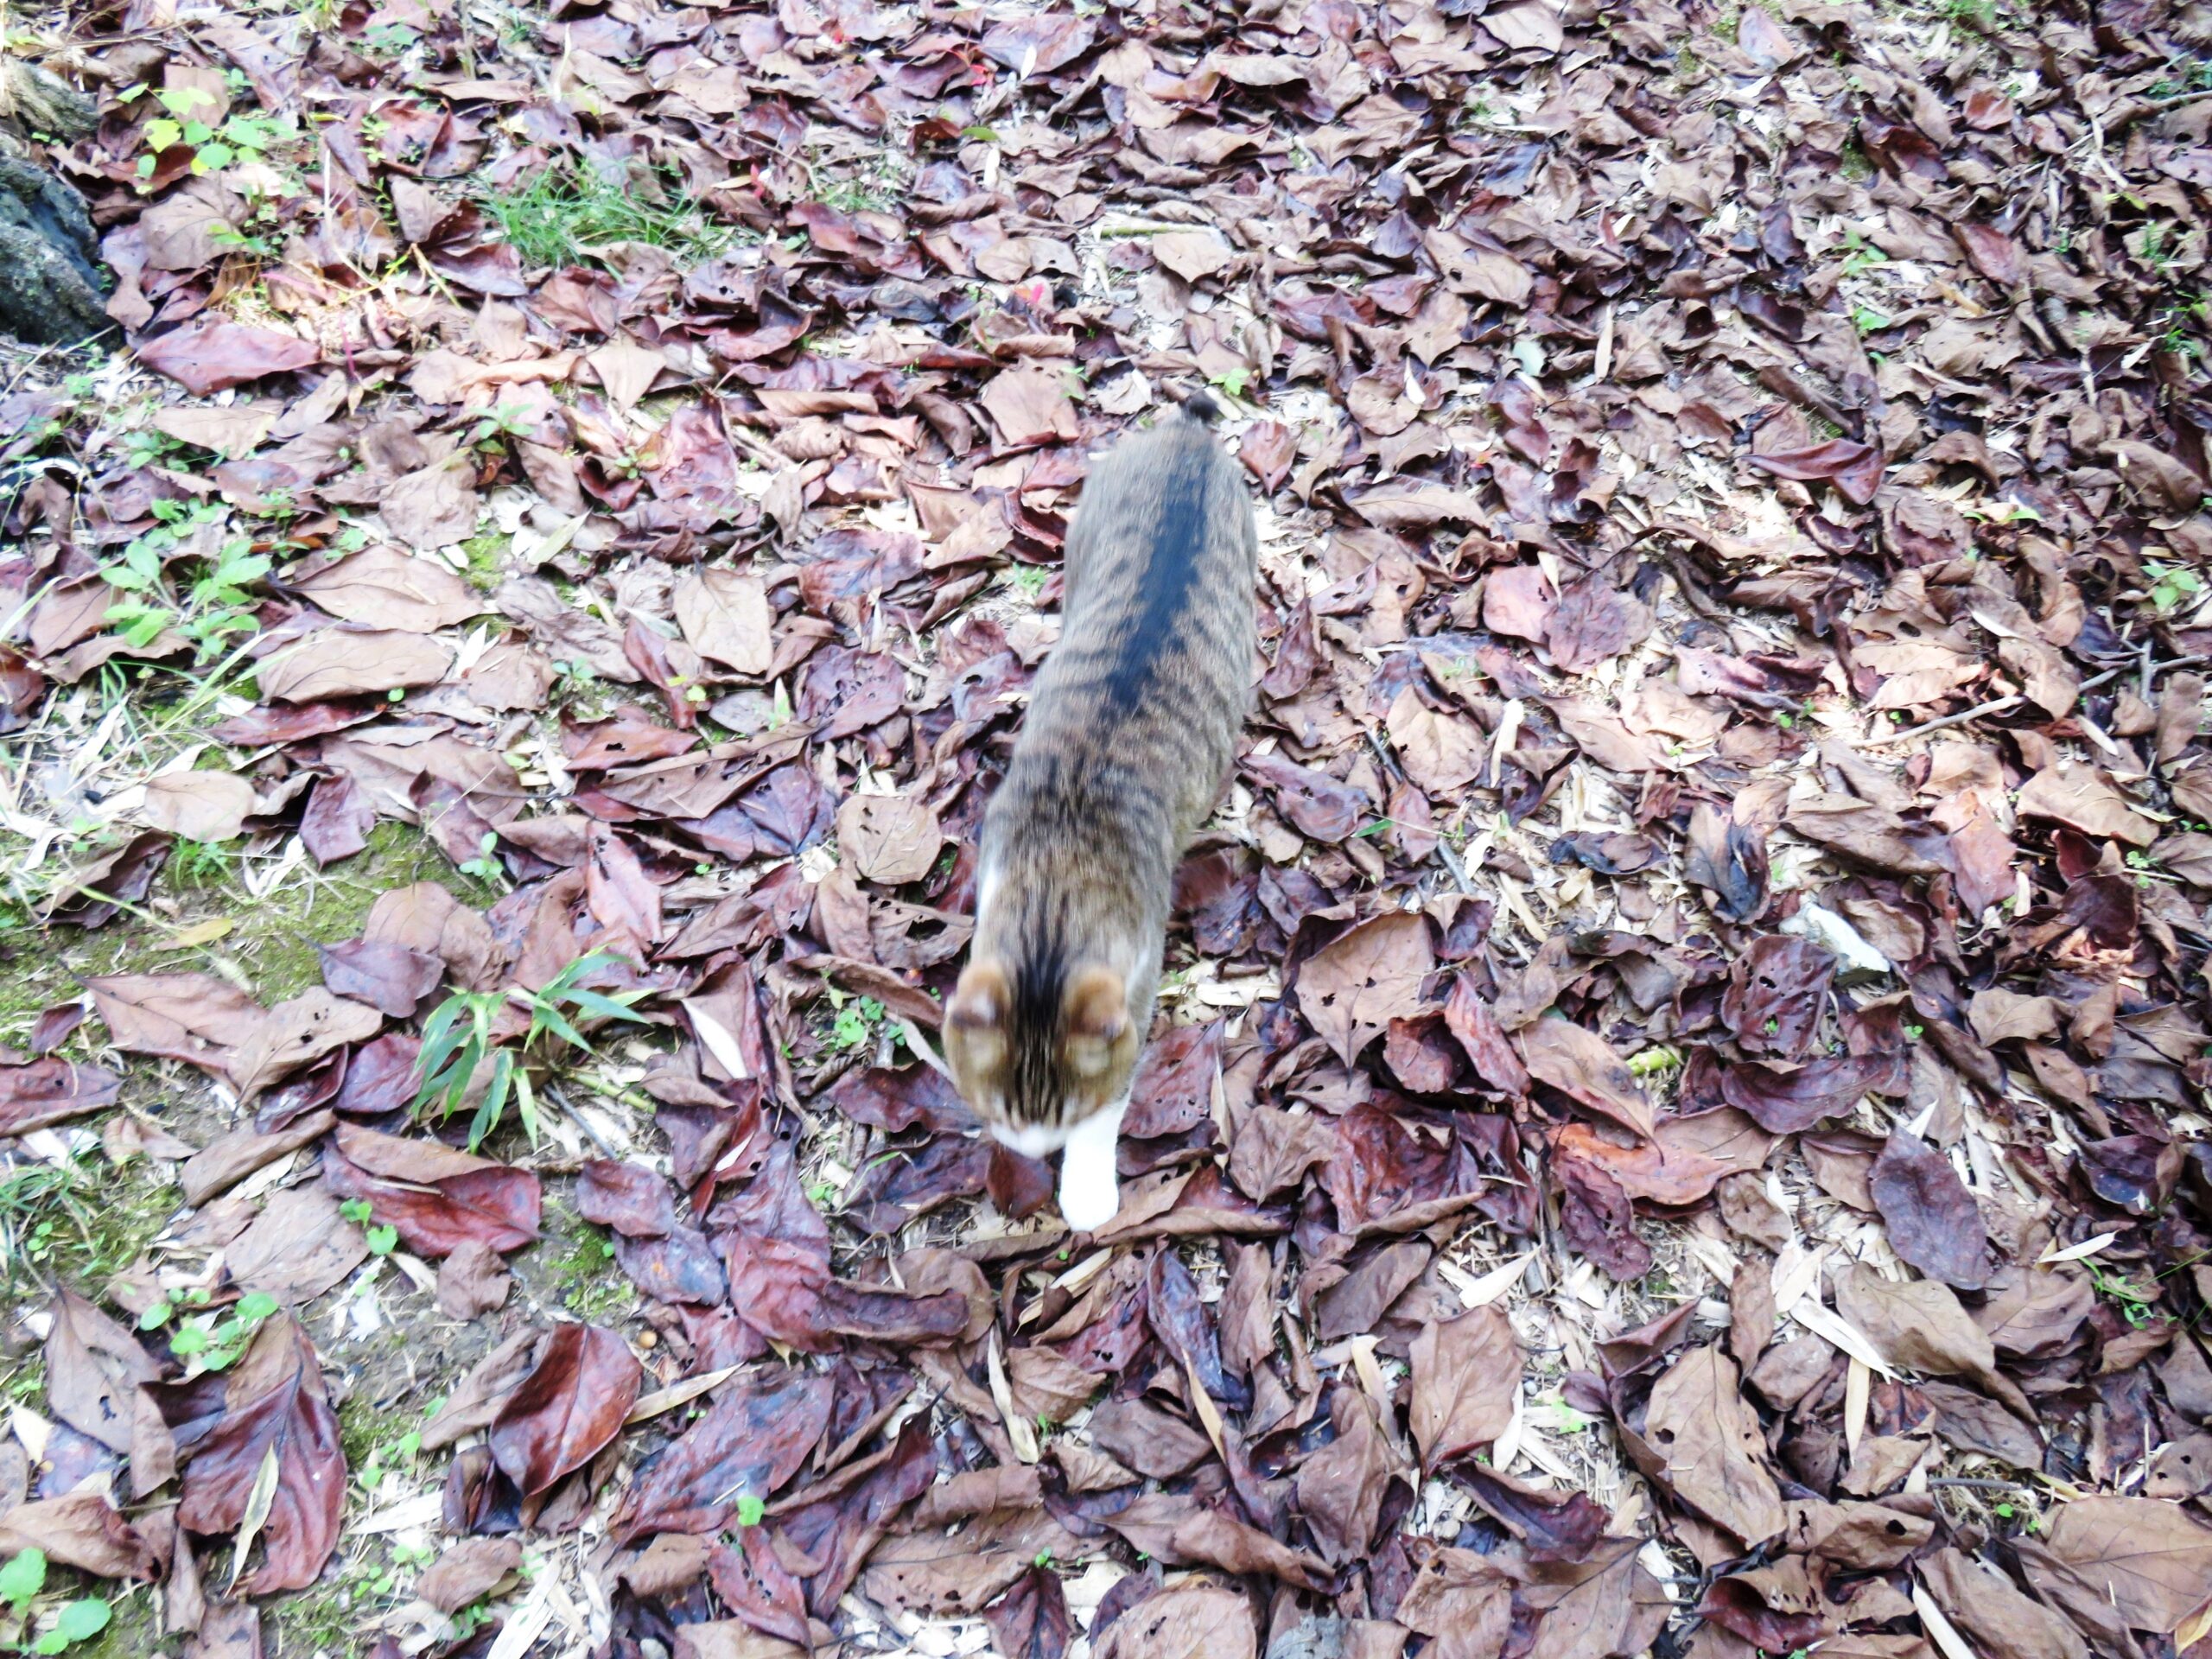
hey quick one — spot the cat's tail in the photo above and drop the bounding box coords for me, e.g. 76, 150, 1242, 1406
1174, 388, 1224, 426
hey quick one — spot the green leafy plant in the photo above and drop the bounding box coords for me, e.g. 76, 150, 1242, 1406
126, 84, 296, 181
0, 1550, 42, 1615
2146, 562, 2203, 616
467, 404, 538, 449
137, 1284, 213, 1332
169, 838, 238, 889
355, 1432, 423, 1496
361, 21, 421, 55
26, 1596, 110, 1655
457, 831, 505, 885
734, 1495, 766, 1528
2086, 1262, 2157, 1327
413, 951, 650, 1147
167, 1290, 279, 1373
99, 501, 273, 660
823, 990, 892, 1054
1838, 227, 1887, 278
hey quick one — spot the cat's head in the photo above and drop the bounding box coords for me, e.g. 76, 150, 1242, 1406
943, 956, 1138, 1139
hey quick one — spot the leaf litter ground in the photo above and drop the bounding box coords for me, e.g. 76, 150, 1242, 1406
0, 0, 2210, 1655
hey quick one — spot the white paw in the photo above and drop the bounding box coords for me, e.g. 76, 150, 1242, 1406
1058, 1149, 1121, 1233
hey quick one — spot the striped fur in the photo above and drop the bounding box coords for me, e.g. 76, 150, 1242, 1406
944, 399, 1256, 1227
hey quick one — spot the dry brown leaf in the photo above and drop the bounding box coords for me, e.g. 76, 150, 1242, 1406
1294, 911, 1434, 1065
138, 771, 258, 842
836, 794, 944, 886
1409, 1304, 1520, 1468
293, 546, 487, 633
257, 630, 454, 703
2013, 761, 2158, 848
1646, 1344, 1785, 1545
2042, 1497, 2212, 1634
674, 569, 775, 677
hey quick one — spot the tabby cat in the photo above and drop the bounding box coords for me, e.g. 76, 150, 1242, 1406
944, 396, 1257, 1230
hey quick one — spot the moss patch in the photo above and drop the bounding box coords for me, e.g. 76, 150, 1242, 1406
536, 1212, 637, 1325
458, 532, 508, 592
0, 822, 494, 1034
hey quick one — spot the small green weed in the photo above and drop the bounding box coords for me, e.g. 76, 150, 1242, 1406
1, 1547, 110, 1655
141, 1290, 279, 1375
0, 1158, 173, 1300
2086, 1262, 2157, 1326
2147, 562, 2203, 616
823, 990, 896, 1055
1840, 227, 1893, 279
168, 839, 237, 890
121, 82, 297, 183
99, 500, 272, 661
413, 951, 650, 1147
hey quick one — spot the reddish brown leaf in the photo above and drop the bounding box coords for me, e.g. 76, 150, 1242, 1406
175, 1316, 346, 1592
611, 1370, 833, 1541
137, 318, 321, 395
0, 1056, 122, 1135
487, 1324, 641, 1497
321, 1125, 541, 1256
1868, 1128, 1991, 1290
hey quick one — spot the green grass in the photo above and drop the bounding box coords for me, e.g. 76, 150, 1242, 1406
479, 161, 737, 271
0, 1154, 175, 1306
1935, 0, 1998, 27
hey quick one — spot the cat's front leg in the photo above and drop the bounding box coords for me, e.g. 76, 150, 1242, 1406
1058, 1095, 1128, 1232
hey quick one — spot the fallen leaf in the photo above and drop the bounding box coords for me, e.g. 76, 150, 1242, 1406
1409, 1304, 1520, 1468
138, 772, 258, 842
1094, 1581, 1255, 1659
2014, 761, 2158, 847
1869, 1129, 1990, 1289
1295, 911, 1433, 1065
2042, 1497, 2212, 1634
487, 1324, 641, 1497
1518, 1016, 1654, 1139
175, 1316, 345, 1593
226, 1187, 369, 1306
611, 1370, 833, 1541
1645, 1344, 1784, 1545
293, 546, 487, 633
674, 569, 775, 677
257, 630, 454, 703
836, 794, 943, 886
137, 319, 320, 396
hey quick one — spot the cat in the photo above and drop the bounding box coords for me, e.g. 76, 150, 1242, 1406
943, 394, 1257, 1231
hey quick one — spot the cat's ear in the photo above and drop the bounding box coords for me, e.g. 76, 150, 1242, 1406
1062, 966, 1128, 1077
949, 958, 1011, 1033
946, 958, 1010, 1082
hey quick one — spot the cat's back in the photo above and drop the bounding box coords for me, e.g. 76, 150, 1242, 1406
1031, 404, 1255, 740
